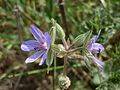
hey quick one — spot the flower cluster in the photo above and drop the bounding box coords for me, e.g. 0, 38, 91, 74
20, 21, 105, 90
21, 24, 105, 69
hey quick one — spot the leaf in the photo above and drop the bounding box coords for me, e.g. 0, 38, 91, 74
72, 30, 92, 46
84, 30, 92, 45
84, 55, 91, 69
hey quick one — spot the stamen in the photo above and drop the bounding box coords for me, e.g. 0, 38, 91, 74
99, 49, 101, 53
38, 41, 48, 50
34, 47, 38, 50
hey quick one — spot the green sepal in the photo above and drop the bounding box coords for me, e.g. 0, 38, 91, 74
50, 26, 56, 44
51, 44, 60, 53
46, 48, 54, 73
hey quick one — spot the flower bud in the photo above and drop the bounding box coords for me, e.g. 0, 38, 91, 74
58, 73, 71, 90
51, 18, 65, 40
57, 44, 66, 58
56, 23, 65, 40
51, 44, 60, 53
50, 26, 56, 44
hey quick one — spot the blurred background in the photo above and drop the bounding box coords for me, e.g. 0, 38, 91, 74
0, 0, 120, 90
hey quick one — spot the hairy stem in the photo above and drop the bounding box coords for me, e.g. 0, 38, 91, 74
62, 38, 68, 75
58, 0, 69, 75
63, 55, 67, 75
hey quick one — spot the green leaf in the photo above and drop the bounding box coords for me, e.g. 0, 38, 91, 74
84, 55, 91, 69
112, 0, 120, 2
84, 30, 92, 45
72, 30, 92, 46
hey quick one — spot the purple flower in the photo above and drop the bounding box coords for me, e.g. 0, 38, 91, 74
88, 30, 104, 54
21, 25, 51, 65
87, 30, 104, 68
87, 55, 104, 68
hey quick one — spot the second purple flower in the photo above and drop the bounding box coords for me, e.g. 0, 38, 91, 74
87, 30, 104, 68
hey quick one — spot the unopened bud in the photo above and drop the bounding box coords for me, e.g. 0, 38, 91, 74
56, 23, 65, 39
50, 26, 56, 44
57, 44, 66, 58
51, 44, 60, 52
58, 74, 71, 90
51, 18, 65, 40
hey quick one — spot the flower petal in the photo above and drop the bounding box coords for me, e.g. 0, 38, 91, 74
88, 55, 104, 68
92, 35, 98, 43
30, 25, 45, 43
21, 40, 39, 51
44, 32, 51, 48
91, 30, 101, 43
89, 43, 104, 54
88, 42, 93, 52
39, 50, 48, 65
25, 50, 45, 63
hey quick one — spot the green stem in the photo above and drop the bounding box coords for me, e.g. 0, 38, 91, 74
53, 56, 56, 90
0, 64, 82, 80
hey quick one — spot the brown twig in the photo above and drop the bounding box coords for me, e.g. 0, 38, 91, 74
14, 4, 25, 90
14, 4, 23, 44
63, 55, 67, 75
58, 0, 69, 38
62, 38, 69, 76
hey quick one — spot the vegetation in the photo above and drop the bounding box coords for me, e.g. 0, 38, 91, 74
0, 0, 120, 90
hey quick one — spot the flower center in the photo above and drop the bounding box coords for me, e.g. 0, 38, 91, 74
92, 48, 101, 53
41, 41, 47, 50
